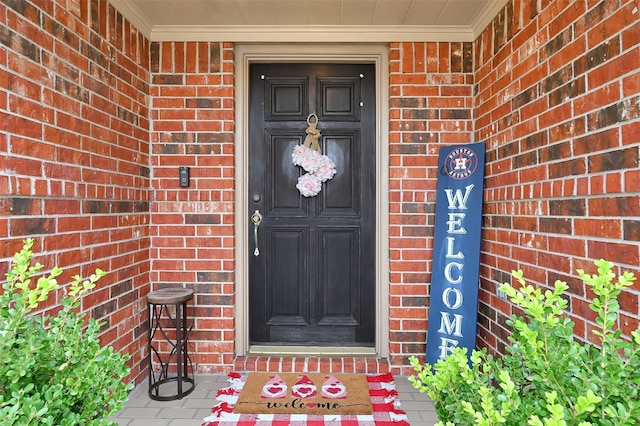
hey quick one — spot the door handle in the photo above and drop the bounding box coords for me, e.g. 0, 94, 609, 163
251, 210, 263, 256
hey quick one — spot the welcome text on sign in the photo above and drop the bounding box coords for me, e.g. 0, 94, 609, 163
437, 184, 474, 359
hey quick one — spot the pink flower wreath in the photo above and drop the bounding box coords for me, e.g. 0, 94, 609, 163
291, 144, 336, 197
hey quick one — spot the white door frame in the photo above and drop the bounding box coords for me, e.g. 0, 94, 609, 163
234, 43, 390, 357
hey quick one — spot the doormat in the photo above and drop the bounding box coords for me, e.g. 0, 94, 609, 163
235, 373, 372, 415
202, 372, 409, 425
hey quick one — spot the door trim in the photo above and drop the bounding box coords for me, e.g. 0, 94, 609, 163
234, 43, 390, 357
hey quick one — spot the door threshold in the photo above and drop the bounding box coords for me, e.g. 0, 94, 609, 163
249, 345, 376, 356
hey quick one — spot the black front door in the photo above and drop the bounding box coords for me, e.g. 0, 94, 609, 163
248, 63, 375, 346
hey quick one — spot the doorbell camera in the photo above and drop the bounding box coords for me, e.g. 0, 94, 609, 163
179, 167, 190, 187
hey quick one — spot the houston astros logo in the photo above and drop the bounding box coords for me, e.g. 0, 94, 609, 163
444, 147, 479, 180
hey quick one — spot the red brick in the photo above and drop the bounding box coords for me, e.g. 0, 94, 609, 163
588, 49, 639, 89
549, 36, 587, 73
550, 1, 586, 39
586, 1, 638, 47
622, 20, 640, 50
588, 240, 640, 267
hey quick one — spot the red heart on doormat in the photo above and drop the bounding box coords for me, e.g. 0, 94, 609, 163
295, 387, 314, 398
267, 386, 283, 395
261, 374, 288, 398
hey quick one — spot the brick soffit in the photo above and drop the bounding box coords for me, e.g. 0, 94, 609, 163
110, 0, 509, 43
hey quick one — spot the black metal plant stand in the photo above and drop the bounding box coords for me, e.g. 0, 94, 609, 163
147, 288, 195, 401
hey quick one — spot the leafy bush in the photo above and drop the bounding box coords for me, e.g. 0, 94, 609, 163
0, 239, 133, 425
410, 259, 640, 425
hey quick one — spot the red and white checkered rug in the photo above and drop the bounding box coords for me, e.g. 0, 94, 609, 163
202, 372, 410, 426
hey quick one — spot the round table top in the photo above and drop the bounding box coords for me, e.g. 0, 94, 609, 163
146, 288, 194, 304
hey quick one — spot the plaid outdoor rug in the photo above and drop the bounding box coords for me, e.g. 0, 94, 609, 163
202, 372, 409, 426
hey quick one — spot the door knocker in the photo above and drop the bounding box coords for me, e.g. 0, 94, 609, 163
291, 113, 337, 197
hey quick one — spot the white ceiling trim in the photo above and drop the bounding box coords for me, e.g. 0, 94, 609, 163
148, 24, 476, 43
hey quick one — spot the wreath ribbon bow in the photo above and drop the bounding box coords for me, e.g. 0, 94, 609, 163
302, 113, 322, 152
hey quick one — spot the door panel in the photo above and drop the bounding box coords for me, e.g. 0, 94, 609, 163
320, 132, 360, 215
318, 76, 360, 120
266, 227, 307, 325
318, 227, 360, 326
265, 77, 308, 120
249, 63, 375, 346
267, 132, 305, 215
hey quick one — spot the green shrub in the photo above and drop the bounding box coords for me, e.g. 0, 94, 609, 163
0, 239, 133, 425
410, 259, 640, 425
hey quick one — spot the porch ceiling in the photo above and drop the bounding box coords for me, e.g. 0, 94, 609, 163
110, 0, 508, 42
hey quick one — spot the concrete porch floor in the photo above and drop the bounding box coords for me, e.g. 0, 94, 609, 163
111, 374, 439, 425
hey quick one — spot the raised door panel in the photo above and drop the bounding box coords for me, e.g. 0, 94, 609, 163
319, 131, 360, 216
317, 227, 360, 326
265, 131, 306, 216
317, 76, 361, 121
265, 228, 308, 326
265, 77, 308, 120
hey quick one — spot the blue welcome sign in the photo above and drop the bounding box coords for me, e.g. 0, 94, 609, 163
426, 142, 486, 365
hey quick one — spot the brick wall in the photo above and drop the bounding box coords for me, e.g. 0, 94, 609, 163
475, 0, 640, 355
149, 41, 477, 374
149, 41, 236, 373
0, 0, 151, 383
3, 0, 638, 379
388, 42, 475, 372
